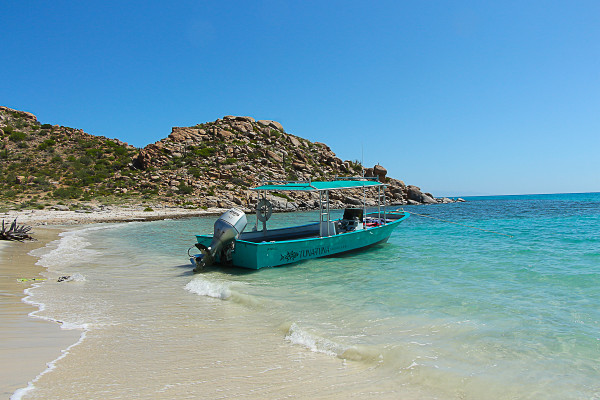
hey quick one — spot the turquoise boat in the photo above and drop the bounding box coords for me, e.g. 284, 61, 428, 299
189, 178, 410, 271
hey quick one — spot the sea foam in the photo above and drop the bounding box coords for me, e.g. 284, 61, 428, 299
12, 225, 118, 400
31, 225, 115, 271
283, 322, 392, 364
185, 277, 232, 299
285, 322, 345, 356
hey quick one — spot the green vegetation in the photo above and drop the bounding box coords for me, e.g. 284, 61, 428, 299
9, 131, 27, 142
38, 139, 56, 150
178, 182, 194, 194
201, 147, 216, 157
53, 187, 83, 199
1, 107, 362, 209
188, 167, 202, 178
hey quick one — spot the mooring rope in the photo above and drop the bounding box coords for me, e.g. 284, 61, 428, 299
406, 211, 514, 238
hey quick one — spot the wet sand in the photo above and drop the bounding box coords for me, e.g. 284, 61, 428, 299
0, 207, 229, 398
0, 228, 81, 398
0, 207, 226, 398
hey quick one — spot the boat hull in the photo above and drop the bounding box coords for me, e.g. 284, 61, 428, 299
193, 212, 409, 270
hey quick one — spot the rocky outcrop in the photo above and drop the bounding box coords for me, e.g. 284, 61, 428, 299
0, 106, 38, 124
373, 164, 387, 182
257, 120, 284, 132
407, 185, 437, 204
0, 106, 462, 210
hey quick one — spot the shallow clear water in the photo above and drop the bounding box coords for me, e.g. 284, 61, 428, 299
17, 193, 600, 399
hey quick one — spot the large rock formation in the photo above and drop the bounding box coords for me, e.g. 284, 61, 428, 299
0, 106, 462, 210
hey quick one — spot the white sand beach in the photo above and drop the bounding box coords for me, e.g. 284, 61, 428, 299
0, 229, 81, 397
0, 207, 225, 398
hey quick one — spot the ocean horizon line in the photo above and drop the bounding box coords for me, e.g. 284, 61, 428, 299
438, 190, 600, 199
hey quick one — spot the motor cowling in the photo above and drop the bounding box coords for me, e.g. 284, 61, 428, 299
194, 208, 247, 272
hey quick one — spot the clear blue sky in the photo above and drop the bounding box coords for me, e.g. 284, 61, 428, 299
2, 1, 599, 196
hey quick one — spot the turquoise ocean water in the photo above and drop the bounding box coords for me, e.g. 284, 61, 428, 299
17, 193, 600, 399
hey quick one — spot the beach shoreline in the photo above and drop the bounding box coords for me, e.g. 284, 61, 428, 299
0, 227, 82, 398
0, 206, 228, 398
0, 206, 234, 398
1, 205, 229, 227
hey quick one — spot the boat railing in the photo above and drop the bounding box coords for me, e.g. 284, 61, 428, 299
254, 176, 388, 237
334, 176, 388, 225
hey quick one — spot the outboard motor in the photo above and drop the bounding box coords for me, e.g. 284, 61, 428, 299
192, 208, 247, 272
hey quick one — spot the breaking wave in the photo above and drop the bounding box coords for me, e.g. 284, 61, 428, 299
13, 224, 120, 400
185, 277, 231, 299
184, 277, 263, 307
31, 225, 116, 272
283, 322, 385, 363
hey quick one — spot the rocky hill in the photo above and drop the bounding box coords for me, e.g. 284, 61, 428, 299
0, 106, 460, 211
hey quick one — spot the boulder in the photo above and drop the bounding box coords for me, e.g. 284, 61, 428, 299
217, 129, 235, 139
289, 136, 302, 147
388, 178, 406, 189
364, 168, 374, 178
344, 196, 362, 206
133, 149, 153, 170
0, 106, 38, 122
169, 127, 191, 141
407, 186, 422, 201
269, 196, 288, 210
421, 193, 437, 204
407, 185, 437, 204
230, 121, 253, 133
265, 150, 283, 163
314, 142, 331, 151
257, 120, 284, 132
235, 116, 255, 123
373, 164, 387, 182
292, 161, 307, 170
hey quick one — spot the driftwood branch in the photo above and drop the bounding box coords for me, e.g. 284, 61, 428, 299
0, 218, 34, 241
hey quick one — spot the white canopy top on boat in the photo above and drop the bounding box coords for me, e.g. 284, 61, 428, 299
251, 179, 384, 192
